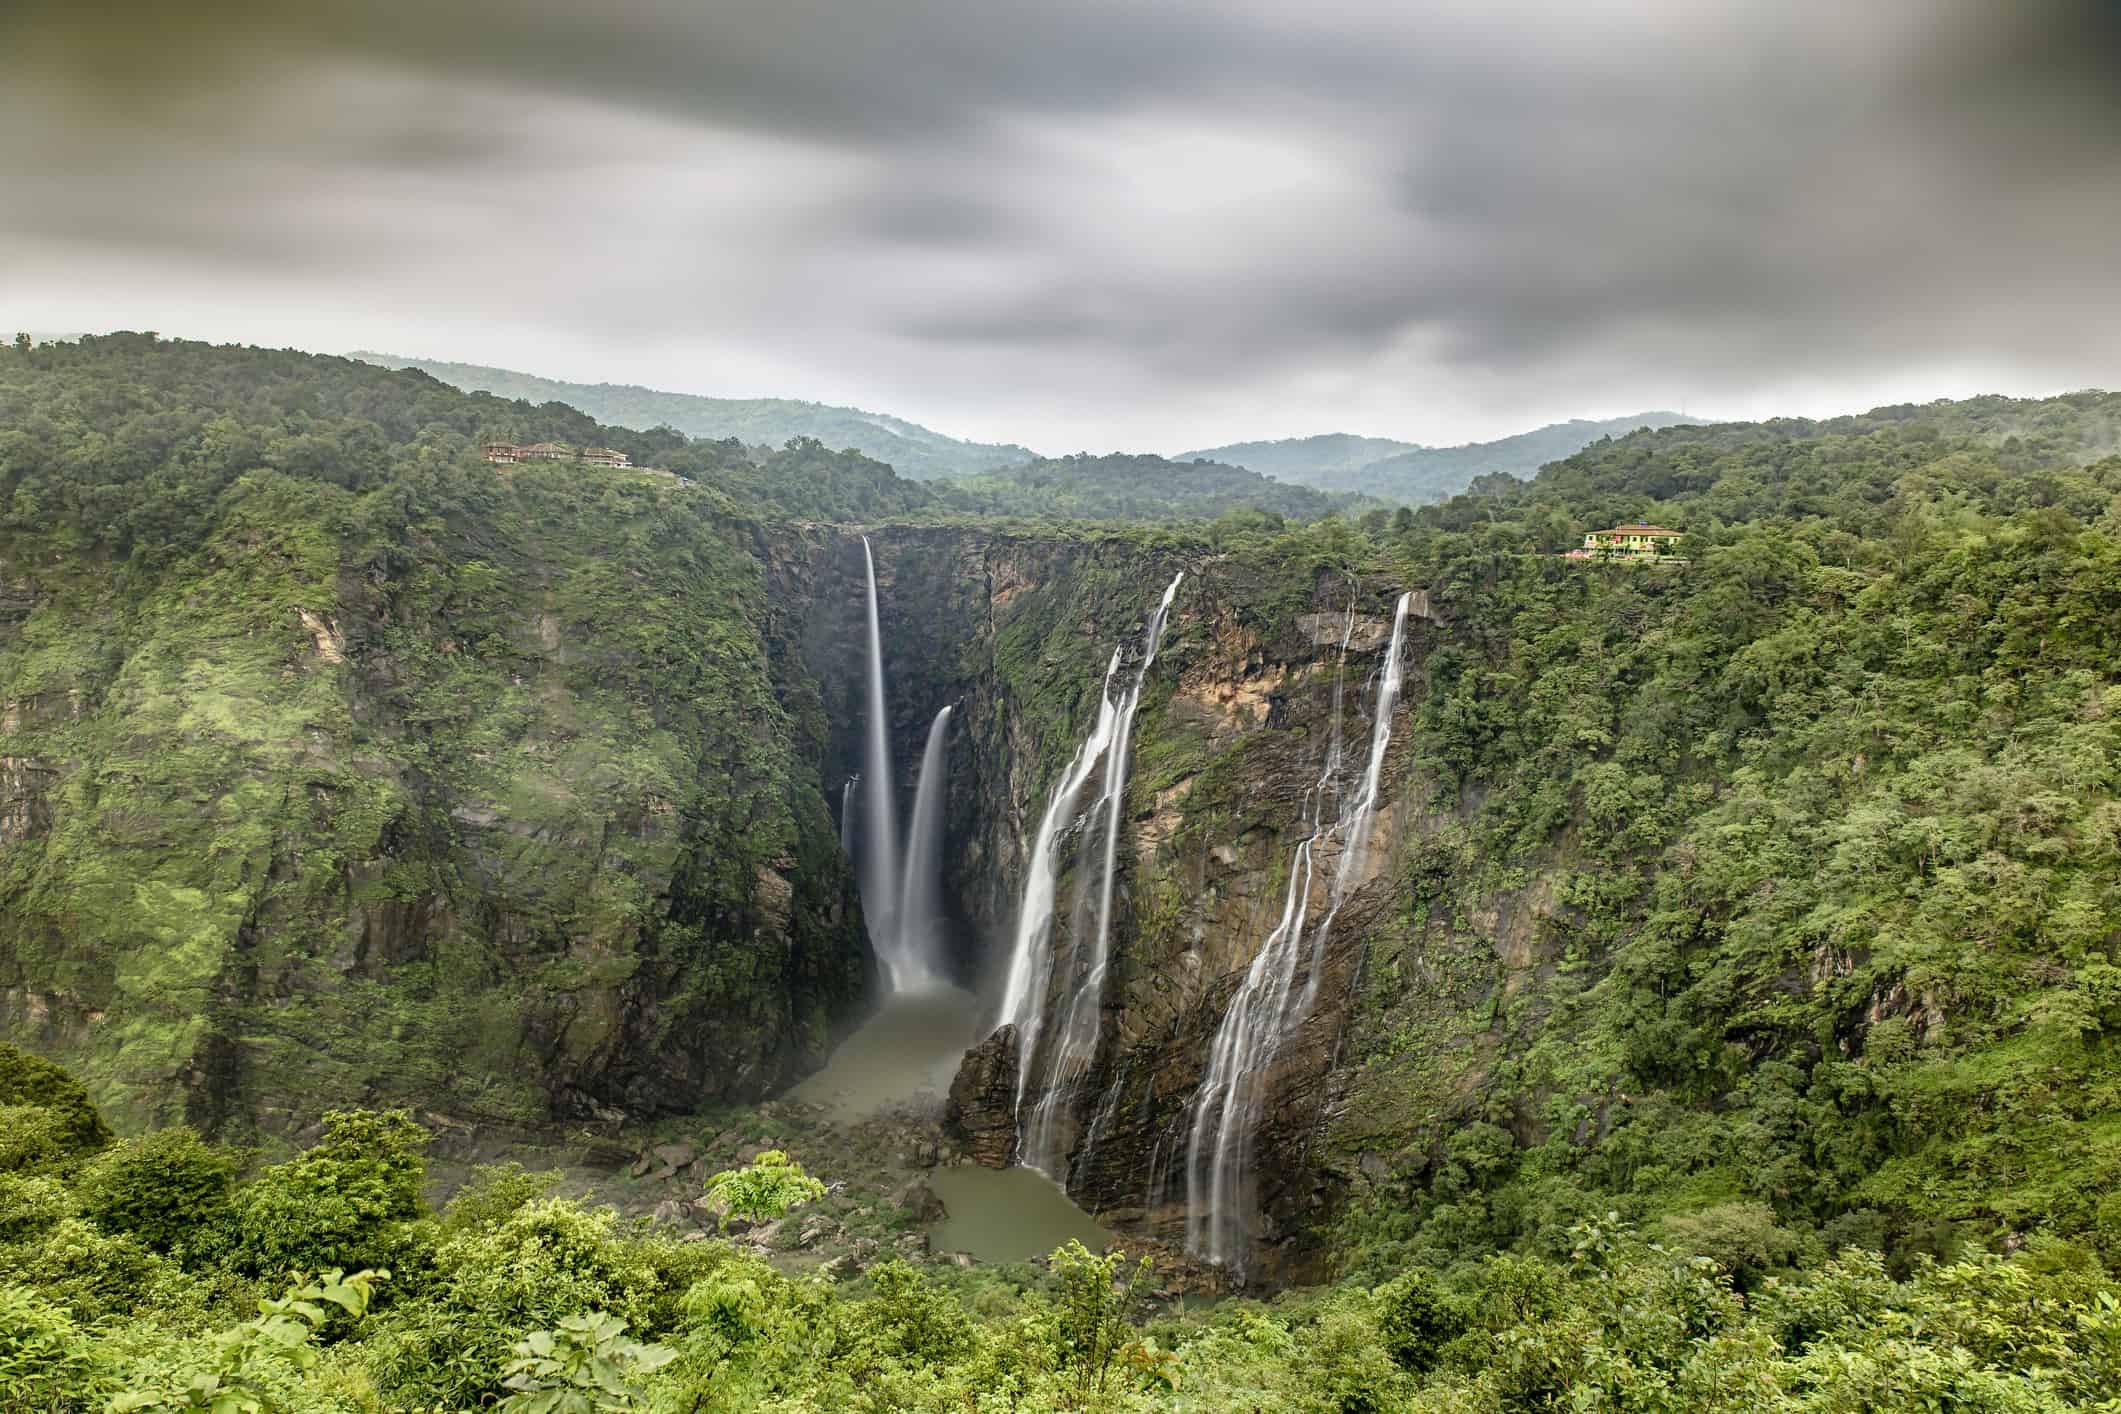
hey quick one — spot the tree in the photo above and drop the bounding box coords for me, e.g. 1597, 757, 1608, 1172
1048, 1240, 1154, 1403
79, 1128, 236, 1256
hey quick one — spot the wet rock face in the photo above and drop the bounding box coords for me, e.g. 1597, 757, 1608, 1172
945, 1025, 1022, 1168
992, 570, 1431, 1285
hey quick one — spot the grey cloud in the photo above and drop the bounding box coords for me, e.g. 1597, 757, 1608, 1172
2, 0, 2118, 450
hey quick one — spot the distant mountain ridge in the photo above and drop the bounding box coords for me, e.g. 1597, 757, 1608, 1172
1183, 412, 1698, 504
347, 353, 1038, 482
1176, 432, 1424, 483
942, 451, 1345, 524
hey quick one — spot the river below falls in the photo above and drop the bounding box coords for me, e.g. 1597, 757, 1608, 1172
791, 985, 1114, 1264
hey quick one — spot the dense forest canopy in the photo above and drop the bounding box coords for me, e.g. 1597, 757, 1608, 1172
3, 334, 2120, 1410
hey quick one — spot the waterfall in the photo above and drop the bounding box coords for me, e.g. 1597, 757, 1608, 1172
840, 777, 857, 857
893, 706, 954, 990
1185, 590, 1412, 1270
996, 571, 1184, 1177
861, 542, 962, 996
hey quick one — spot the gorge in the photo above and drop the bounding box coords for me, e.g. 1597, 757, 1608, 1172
6, 339, 2121, 1335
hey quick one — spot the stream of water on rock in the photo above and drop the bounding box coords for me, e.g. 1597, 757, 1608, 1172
999, 572, 1184, 1177
1185, 590, 1413, 1271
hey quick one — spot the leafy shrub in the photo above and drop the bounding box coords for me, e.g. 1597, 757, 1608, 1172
497, 1313, 675, 1414
1660, 1201, 1810, 1290
108, 1268, 386, 1414
0, 1172, 75, 1244
226, 1110, 427, 1276
0, 1046, 111, 1164
1048, 1240, 1154, 1404
0, 1283, 104, 1413
80, 1127, 237, 1257
840, 1261, 975, 1370
439, 1161, 563, 1234
14, 1218, 164, 1321
700, 1149, 826, 1230
368, 1199, 666, 1409
0, 1105, 81, 1176
1374, 1268, 1466, 1373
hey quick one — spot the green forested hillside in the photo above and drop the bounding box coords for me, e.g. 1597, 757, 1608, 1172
1334, 412, 1697, 502
940, 451, 1347, 523
1329, 390, 2121, 1280
0, 334, 877, 1133
351, 352, 1038, 482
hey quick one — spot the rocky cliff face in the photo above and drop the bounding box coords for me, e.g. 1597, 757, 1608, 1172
943, 1023, 1020, 1167
963, 572, 1442, 1283
0, 471, 872, 1139
774, 526, 1446, 1283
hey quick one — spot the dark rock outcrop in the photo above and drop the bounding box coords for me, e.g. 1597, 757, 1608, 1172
945, 1025, 1022, 1168
892, 1178, 948, 1224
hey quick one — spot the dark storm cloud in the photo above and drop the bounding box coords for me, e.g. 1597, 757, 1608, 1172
4, 0, 2118, 448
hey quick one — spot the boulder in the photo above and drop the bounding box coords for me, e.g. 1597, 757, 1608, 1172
653, 1140, 699, 1169
651, 1199, 690, 1228
944, 1025, 1022, 1169
893, 1179, 948, 1225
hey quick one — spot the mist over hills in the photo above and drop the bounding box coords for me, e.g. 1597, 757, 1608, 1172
1185, 412, 1698, 503
349, 352, 1039, 482
1173, 432, 1423, 483
359, 352, 1702, 503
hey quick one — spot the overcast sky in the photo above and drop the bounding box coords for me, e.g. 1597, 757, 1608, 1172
4, 1, 2118, 454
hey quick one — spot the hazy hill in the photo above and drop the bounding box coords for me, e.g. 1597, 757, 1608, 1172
1176, 432, 1422, 484
1188, 412, 1698, 503
349, 352, 1038, 481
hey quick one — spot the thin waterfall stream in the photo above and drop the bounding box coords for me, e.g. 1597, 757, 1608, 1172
1185, 591, 1413, 1270
856, 536, 912, 987
895, 705, 954, 986
996, 572, 1183, 1178
852, 536, 949, 992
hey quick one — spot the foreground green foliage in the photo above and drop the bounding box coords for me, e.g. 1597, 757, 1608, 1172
2, 1074, 2116, 1411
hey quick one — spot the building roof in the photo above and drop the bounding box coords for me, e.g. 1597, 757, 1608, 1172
1591, 522, 1682, 537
